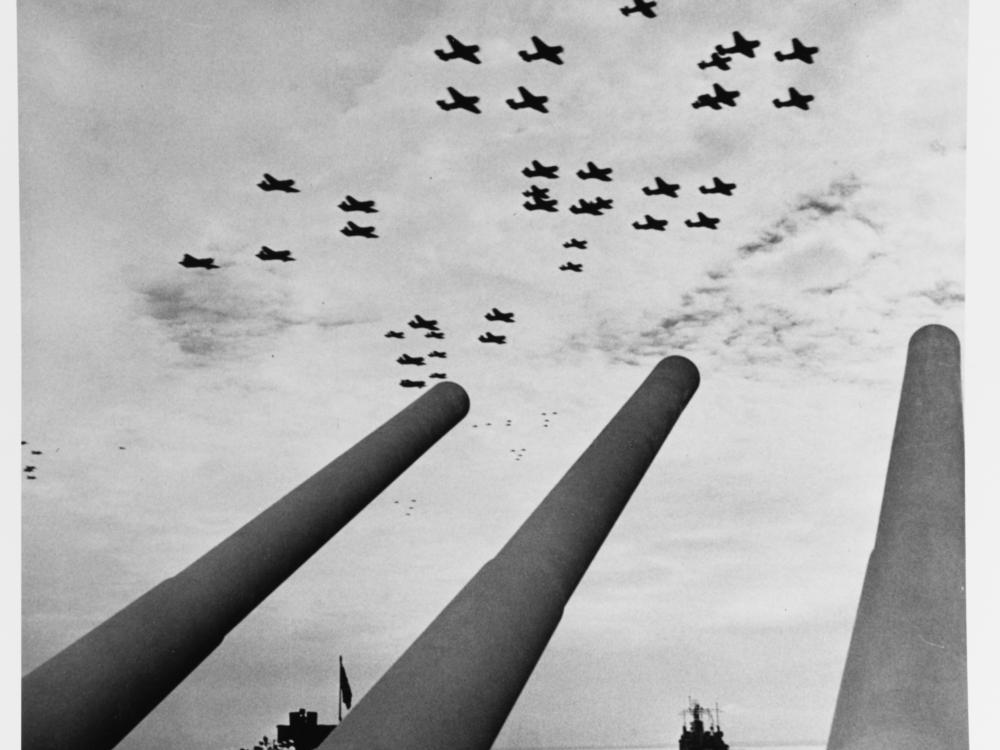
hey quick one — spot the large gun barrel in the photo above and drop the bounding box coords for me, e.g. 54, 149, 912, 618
22, 382, 470, 750
827, 325, 966, 750
322, 356, 699, 750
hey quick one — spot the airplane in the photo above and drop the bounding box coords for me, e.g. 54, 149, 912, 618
257, 173, 300, 193
425, 331, 445, 339
519, 36, 564, 65
340, 221, 378, 238
524, 196, 559, 212
576, 161, 613, 181
559, 262, 583, 272
429, 373, 448, 379
339, 195, 378, 213
593, 196, 614, 211
30, 450, 42, 455
523, 184, 553, 200
522, 160, 559, 179
179, 254, 219, 269
632, 214, 669, 231
399, 379, 426, 388
620, 0, 657, 18
569, 198, 611, 215
408, 314, 440, 331
26, 475, 36, 480
563, 238, 587, 249
436, 86, 482, 114
485, 308, 515, 323
775, 38, 819, 64
24, 466, 35, 473
698, 177, 737, 196
691, 93, 722, 110
434, 35, 482, 64
711, 83, 740, 106
478, 332, 507, 344
642, 177, 681, 197
384, 331, 405, 339
684, 212, 721, 229
256, 246, 295, 262
428, 350, 447, 358
397, 354, 426, 366
715, 31, 761, 59
773, 87, 815, 110
697, 52, 732, 71
506, 86, 549, 113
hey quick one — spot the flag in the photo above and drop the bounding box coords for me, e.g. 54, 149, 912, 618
340, 660, 353, 709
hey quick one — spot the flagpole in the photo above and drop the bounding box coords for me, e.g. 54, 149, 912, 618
338, 655, 343, 723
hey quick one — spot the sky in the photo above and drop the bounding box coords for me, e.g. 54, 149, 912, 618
15, 1, 980, 748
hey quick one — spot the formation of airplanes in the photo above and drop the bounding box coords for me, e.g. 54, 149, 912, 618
257, 173, 299, 193
620, 0, 657, 18
256, 246, 295, 262
436, 34, 565, 65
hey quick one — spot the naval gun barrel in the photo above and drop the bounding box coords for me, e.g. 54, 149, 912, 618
22, 382, 470, 750
827, 325, 966, 750
322, 356, 699, 750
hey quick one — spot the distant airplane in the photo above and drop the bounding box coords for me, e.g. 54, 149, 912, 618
692, 83, 740, 110
569, 198, 611, 215
478, 332, 507, 344
576, 161, 613, 181
522, 160, 559, 179
429, 373, 448, 379
775, 38, 819, 64
257, 173, 300, 193
632, 214, 669, 231
31, 450, 42, 455
523, 184, 553, 200
26, 475, 36, 480
399, 379, 426, 388
697, 52, 732, 71
685, 212, 721, 229
340, 221, 378, 238
642, 177, 681, 197
715, 31, 761, 58
519, 36, 564, 65
407, 315, 439, 332
593, 196, 614, 211
384, 331, 405, 339
506, 86, 549, 113
397, 354, 426, 366
338, 195, 378, 213
559, 262, 583, 272
773, 87, 815, 110
563, 238, 587, 249
425, 331, 445, 339
179, 254, 219, 270
437, 86, 482, 114
428, 350, 447, 358
698, 177, 737, 196
23, 466, 35, 473
485, 307, 515, 323
691, 93, 722, 110
256, 246, 295, 262
620, 0, 657, 18
524, 196, 559, 212
434, 35, 482, 64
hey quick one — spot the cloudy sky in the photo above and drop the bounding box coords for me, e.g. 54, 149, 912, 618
18, 1, 974, 747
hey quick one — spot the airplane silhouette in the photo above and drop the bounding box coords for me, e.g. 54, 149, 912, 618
522, 160, 559, 179
341, 221, 378, 238
524, 196, 559, 212
563, 238, 587, 249
569, 198, 612, 215
523, 184, 553, 200
620, 0, 657, 18
437, 86, 482, 114
519, 36, 564, 65
256, 246, 295, 262
715, 31, 761, 58
397, 354, 426, 366
698, 52, 732, 71
642, 177, 681, 197
399, 379, 426, 388
485, 307, 515, 323
179, 254, 219, 269
698, 177, 737, 196
339, 195, 378, 213
257, 173, 299, 193
30, 450, 42, 455
632, 214, 669, 231
775, 38, 819, 64
434, 35, 482, 64
385, 331, 405, 339
685, 212, 721, 229
26, 475, 36, 480
428, 350, 447, 358
408, 314, 440, 331
478, 332, 507, 344
691, 83, 741, 110
429, 373, 448, 379
24, 466, 35, 473
425, 331, 445, 339
506, 86, 549, 113
560, 262, 583, 272
576, 161, 613, 181
773, 87, 815, 110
